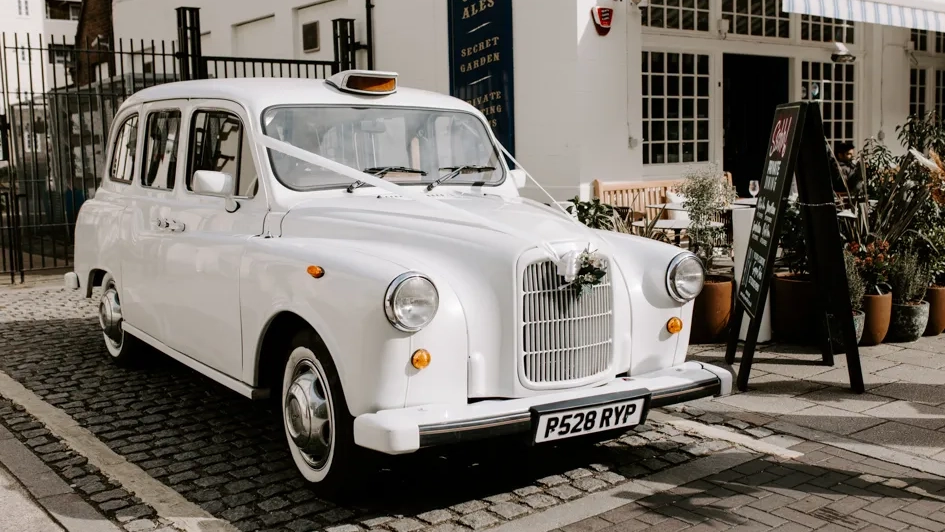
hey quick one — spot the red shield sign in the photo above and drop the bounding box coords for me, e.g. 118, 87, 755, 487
592, 7, 614, 36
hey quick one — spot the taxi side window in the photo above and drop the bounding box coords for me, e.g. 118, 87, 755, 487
109, 114, 138, 183
188, 110, 257, 198
141, 110, 181, 190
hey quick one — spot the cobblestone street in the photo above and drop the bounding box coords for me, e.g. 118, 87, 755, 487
2, 286, 945, 532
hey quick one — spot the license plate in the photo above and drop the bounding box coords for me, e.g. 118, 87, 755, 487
531, 392, 649, 444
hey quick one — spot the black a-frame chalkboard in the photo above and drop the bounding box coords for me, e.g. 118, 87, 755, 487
724, 102, 865, 394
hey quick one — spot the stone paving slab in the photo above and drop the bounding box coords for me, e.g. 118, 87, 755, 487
685, 341, 945, 470
547, 441, 945, 532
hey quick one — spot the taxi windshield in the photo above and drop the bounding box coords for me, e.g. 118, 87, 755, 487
261, 106, 505, 191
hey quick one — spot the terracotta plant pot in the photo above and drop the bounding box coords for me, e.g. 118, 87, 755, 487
827, 311, 866, 354
888, 301, 931, 343
771, 274, 819, 345
860, 292, 892, 346
690, 277, 733, 344
924, 286, 945, 336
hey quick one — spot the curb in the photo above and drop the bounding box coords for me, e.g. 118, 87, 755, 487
0, 423, 121, 532
0, 370, 237, 532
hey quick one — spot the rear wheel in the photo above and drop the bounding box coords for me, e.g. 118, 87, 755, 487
98, 273, 142, 366
280, 329, 364, 493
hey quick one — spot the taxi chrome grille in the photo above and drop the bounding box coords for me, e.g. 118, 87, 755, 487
521, 259, 613, 384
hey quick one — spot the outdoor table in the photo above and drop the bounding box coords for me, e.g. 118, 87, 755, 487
630, 219, 723, 245
733, 197, 758, 206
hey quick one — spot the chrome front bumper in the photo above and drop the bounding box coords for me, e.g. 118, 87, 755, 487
353, 361, 732, 454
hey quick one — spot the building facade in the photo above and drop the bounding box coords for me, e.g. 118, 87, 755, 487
107, 0, 943, 200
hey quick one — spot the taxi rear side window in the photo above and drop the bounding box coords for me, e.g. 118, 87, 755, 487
109, 114, 138, 183
141, 110, 181, 190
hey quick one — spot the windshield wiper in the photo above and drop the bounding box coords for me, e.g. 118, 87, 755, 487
346, 166, 426, 193
426, 165, 496, 191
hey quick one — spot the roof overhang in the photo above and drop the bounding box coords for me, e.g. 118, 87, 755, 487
782, 0, 945, 31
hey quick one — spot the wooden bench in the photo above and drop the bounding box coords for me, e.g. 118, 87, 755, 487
592, 173, 735, 242
592, 173, 734, 221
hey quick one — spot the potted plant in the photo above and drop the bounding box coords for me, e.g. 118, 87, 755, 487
828, 249, 866, 352
676, 165, 737, 343
847, 240, 893, 345
922, 226, 945, 336
887, 252, 931, 343
771, 198, 825, 345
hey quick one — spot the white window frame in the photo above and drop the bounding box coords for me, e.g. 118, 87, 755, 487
639, 0, 864, 175
18, 0, 30, 17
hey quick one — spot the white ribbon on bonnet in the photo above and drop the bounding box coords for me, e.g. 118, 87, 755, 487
256, 134, 607, 281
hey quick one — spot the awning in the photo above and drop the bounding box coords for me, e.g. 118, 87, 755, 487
782, 0, 945, 31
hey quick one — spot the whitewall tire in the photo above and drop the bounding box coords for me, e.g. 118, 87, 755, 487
98, 273, 141, 366
280, 330, 360, 490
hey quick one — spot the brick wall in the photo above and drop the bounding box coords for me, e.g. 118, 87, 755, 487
73, 0, 114, 86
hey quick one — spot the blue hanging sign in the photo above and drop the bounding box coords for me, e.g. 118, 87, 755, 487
447, 0, 515, 157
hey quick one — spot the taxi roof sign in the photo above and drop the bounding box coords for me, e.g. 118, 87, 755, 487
327, 70, 399, 96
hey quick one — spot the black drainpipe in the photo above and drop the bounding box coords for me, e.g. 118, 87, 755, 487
365, 0, 375, 69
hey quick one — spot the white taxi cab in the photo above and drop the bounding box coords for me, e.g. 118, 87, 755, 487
67, 70, 732, 491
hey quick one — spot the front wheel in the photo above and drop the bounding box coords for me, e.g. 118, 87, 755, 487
280, 330, 363, 492
98, 273, 142, 366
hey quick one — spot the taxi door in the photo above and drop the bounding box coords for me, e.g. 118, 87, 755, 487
158, 99, 267, 379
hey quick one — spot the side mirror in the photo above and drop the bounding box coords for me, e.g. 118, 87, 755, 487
193, 170, 239, 212
509, 169, 527, 189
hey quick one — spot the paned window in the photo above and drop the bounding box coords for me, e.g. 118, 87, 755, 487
641, 0, 710, 32
802, 61, 855, 151
800, 15, 854, 44
720, 0, 789, 38
642, 51, 711, 165
911, 68, 928, 118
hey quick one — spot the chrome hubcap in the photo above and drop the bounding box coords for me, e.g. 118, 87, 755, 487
284, 360, 332, 469
99, 287, 123, 346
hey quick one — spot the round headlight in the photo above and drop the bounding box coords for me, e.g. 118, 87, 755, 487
384, 272, 439, 332
667, 253, 705, 302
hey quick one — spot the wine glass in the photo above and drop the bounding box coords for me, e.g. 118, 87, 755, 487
749, 180, 760, 198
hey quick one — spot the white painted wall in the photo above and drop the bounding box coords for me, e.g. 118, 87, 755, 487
109, 0, 930, 199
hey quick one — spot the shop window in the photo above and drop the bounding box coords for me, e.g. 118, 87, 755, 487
641, 0, 710, 32
802, 61, 855, 151
642, 51, 711, 165
911, 68, 928, 118
800, 15, 854, 44
913, 30, 929, 52
911, 30, 945, 53
720, 0, 789, 38
936, 70, 945, 120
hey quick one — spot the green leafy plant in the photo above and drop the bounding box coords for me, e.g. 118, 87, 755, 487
566, 195, 671, 243
676, 164, 736, 273
888, 252, 931, 304
843, 249, 865, 313
920, 225, 945, 287
566, 197, 627, 232
897, 110, 945, 155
